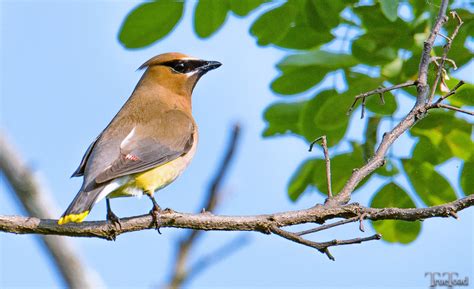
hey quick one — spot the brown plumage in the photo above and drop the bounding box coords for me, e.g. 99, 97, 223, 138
58, 52, 221, 226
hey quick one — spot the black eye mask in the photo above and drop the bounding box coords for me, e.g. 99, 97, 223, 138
161, 59, 206, 74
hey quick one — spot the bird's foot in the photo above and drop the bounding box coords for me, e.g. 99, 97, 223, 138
107, 209, 122, 230
105, 198, 121, 240
146, 193, 162, 234
149, 204, 162, 234
106, 210, 122, 241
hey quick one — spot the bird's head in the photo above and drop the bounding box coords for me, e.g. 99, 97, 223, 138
138, 52, 222, 96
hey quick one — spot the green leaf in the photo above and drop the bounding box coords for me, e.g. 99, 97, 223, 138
363, 116, 380, 161
300, 90, 353, 146
271, 67, 330, 95
445, 129, 473, 161
382, 57, 403, 78
411, 111, 472, 146
410, 112, 473, 162
409, 0, 427, 17
315, 92, 352, 131
262, 101, 306, 137
412, 19, 430, 48
119, 0, 184, 49
274, 26, 333, 50
250, 3, 297, 46
352, 34, 397, 65
365, 89, 397, 115
354, 5, 393, 28
345, 72, 397, 115
352, 5, 413, 64
305, 0, 346, 31
277, 50, 357, 71
401, 51, 423, 80
288, 159, 317, 201
370, 183, 421, 243
460, 159, 474, 196
229, 0, 266, 17
378, 0, 399, 22
412, 137, 451, 165
402, 160, 457, 206
194, 0, 229, 38
346, 72, 383, 91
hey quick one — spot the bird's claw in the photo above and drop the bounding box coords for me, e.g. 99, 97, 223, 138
107, 210, 122, 230
150, 204, 162, 234
105, 210, 122, 241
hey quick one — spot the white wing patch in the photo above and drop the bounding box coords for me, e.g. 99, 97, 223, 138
120, 127, 136, 149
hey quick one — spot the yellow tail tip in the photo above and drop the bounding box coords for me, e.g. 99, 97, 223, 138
58, 211, 90, 225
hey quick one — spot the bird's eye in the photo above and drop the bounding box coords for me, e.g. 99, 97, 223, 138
173, 62, 186, 73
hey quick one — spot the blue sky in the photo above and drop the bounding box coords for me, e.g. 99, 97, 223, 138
1, 1, 472, 288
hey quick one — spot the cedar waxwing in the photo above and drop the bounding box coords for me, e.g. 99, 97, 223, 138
58, 52, 221, 228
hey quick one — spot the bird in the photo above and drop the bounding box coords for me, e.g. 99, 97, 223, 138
58, 52, 221, 230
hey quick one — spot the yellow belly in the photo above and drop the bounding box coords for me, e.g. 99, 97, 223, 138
108, 156, 190, 198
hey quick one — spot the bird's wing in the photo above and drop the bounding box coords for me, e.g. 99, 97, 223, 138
93, 110, 194, 184
71, 134, 101, 178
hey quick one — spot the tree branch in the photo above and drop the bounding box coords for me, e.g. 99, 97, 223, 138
332, 0, 452, 206
0, 133, 103, 289
295, 216, 362, 236
1, 194, 472, 238
427, 11, 464, 103
309, 136, 332, 198
417, 0, 449, 102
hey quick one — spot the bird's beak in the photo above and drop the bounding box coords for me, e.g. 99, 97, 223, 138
199, 60, 222, 73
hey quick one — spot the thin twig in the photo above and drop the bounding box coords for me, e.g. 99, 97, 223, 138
347, 81, 416, 115
359, 213, 367, 232
433, 103, 474, 116
270, 225, 381, 261
436, 80, 465, 103
296, 216, 359, 236
309, 136, 332, 198
269, 226, 333, 259
166, 124, 242, 289
379, 91, 385, 105
427, 11, 464, 104
431, 56, 458, 70
361, 96, 367, 119
318, 234, 382, 249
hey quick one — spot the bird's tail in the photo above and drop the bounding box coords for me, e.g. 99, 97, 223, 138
58, 186, 103, 225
